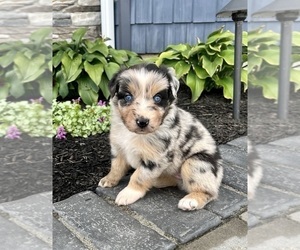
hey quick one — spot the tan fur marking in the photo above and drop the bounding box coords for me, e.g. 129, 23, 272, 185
127, 167, 153, 192
98, 154, 130, 187
146, 80, 169, 99
152, 174, 178, 188
181, 192, 212, 209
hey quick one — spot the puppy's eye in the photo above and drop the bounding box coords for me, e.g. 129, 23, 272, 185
124, 93, 133, 102
153, 94, 162, 104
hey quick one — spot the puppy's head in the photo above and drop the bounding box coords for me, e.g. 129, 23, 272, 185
109, 63, 180, 134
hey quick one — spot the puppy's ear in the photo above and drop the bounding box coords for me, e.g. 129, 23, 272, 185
167, 67, 180, 99
109, 72, 120, 97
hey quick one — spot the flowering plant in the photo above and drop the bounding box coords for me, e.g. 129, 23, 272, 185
5, 125, 22, 139
0, 99, 52, 138
52, 99, 110, 138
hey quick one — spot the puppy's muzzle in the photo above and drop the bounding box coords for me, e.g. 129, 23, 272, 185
136, 117, 149, 128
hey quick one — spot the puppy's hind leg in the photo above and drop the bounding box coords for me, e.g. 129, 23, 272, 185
98, 153, 131, 188
178, 154, 223, 211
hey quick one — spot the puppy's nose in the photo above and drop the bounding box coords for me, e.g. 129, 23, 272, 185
136, 117, 149, 128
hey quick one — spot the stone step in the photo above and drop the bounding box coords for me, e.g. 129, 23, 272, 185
0, 192, 52, 249
53, 191, 176, 250
219, 144, 248, 169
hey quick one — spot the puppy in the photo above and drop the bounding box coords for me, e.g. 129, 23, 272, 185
98, 63, 223, 211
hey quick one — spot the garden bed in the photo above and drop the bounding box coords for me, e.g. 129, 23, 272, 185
53, 85, 247, 202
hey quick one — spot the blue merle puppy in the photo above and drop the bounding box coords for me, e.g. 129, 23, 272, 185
98, 63, 223, 211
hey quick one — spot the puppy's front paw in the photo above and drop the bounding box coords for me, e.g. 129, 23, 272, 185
116, 187, 145, 206
98, 176, 118, 188
178, 197, 200, 211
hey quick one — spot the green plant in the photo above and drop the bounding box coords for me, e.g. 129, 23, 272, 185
53, 28, 143, 105
0, 99, 52, 138
0, 28, 52, 102
248, 27, 300, 99
155, 26, 247, 102
52, 99, 110, 138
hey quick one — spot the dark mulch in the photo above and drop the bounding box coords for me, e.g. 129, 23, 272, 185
53, 85, 247, 202
0, 136, 52, 203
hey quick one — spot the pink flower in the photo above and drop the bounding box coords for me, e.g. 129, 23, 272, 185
97, 100, 106, 106
30, 97, 44, 104
56, 125, 67, 140
5, 125, 21, 139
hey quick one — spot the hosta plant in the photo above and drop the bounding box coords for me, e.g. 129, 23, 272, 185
0, 28, 52, 102
155, 26, 248, 102
52, 99, 110, 138
53, 28, 143, 105
248, 27, 300, 99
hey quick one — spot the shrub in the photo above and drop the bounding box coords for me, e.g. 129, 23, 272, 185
52, 99, 110, 138
0, 28, 52, 103
0, 99, 52, 138
155, 26, 248, 102
53, 28, 143, 105
248, 27, 300, 99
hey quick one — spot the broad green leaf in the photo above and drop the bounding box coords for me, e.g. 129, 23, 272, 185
215, 76, 233, 100
206, 26, 224, 41
174, 61, 190, 78
6, 70, 24, 98
241, 69, 248, 90
203, 55, 223, 77
156, 51, 179, 66
220, 49, 234, 65
109, 49, 128, 65
72, 28, 87, 50
194, 64, 209, 79
85, 53, 107, 65
56, 70, 69, 98
61, 52, 82, 83
85, 40, 109, 57
0, 50, 16, 68
126, 55, 143, 66
99, 74, 110, 99
262, 77, 278, 100
258, 49, 279, 65
205, 46, 217, 56
104, 62, 120, 80
290, 69, 300, 86
206, 30, 233, 45
29, 28, 52, 47
252, 76, 278, 99
84, 61, 104, 86
248, 55, 263, 72
242, 31, 248, 46
14, 53, 46, 83
53, 50, 64, 68
186, 70, 205, 102
53, 83, 59, 99
0, 83, 9, 99
186, 44, 205, 58
248, 30, 279, 44
78, 74, 99, 93
38, 78, 52, 103
292, 31, 300, 46
208, 44, 221, 52
77, 79, 98, 105
166, 44, 189, 52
